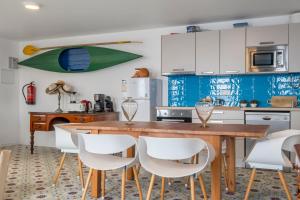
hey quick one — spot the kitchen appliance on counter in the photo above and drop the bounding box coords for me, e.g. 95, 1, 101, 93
245, 111, 291, 170
94, 94, 105, 112
157, 109, 192, 122
121, 78, 162, 121
268, 96, 298, 108
246, 45, 288, 73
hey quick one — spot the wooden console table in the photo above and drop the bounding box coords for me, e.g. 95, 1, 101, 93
29, 112, 119, 154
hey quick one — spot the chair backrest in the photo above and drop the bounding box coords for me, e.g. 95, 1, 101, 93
138, 137, 215, 176
78, 134, 137, 155
143, 137, 206, 160
0, 150, 11, 200
54, 124, 89, 150
246, 130, 300, 169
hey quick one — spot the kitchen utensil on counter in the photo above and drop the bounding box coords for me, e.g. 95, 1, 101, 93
195, 102, 214, 128
240, 100, 248, 108
214, 98, 225, 106
267, 96, 298, 108
250, 100, 259, 108
186, 25, 201, 33
80, 100, 92, 113
121, 97, 138, 124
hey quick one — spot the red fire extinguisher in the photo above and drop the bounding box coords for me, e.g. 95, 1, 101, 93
22, 82, 36, 105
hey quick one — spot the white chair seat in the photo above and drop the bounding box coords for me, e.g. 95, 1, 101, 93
141, 158, 207, 178
80, 153, 136, 171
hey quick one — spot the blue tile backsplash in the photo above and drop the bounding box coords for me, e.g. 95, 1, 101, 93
168, 73, 300, 107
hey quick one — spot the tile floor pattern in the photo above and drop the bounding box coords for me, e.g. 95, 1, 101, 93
1, 145, 299, 200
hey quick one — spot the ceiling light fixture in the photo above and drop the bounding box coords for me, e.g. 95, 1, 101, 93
23, 2, 40, 10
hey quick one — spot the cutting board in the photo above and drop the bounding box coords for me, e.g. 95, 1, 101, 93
269, 96, 297, 108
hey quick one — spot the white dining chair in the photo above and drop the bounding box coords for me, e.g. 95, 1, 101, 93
244, 129, 300, 200
53, 124, 89, 188
0, 150, 11, 200
138, 136, 215, 200
78, 133, 143, 200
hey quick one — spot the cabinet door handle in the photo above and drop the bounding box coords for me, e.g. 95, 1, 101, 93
172, 68, 185, 72
213, 111, 224, 114
209, 120, 224, 124
259, 41, 274, 45
225, 70, 240, 74
202, 71, 214, 74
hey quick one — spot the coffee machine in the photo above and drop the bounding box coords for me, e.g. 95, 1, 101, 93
94, 94, 105, 112
94, 94, 114, 112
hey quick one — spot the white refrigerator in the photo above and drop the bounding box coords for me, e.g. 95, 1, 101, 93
121, 78, 162, 122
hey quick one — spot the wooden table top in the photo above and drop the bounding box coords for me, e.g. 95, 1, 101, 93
63, 121, 269, 138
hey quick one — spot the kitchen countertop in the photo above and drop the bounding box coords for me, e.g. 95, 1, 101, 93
156, 106, 300, 111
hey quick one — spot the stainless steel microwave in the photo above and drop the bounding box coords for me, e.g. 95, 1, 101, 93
246, 45, 288, 73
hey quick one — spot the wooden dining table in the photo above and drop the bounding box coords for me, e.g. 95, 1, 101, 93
63, 121, 269, 200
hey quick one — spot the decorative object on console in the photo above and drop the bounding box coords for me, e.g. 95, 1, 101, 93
80, 100, 93, 113
121, 97, 138, 125
22, 40, 143, 56
18, 46, 142, 73
22, 81, 36, 105
195, 101, 214, 128
46, 80, 74, 113
131, 67, 149, 78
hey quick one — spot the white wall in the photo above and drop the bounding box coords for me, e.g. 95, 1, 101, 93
17, 15, 290, 146
0, 38, 19, 145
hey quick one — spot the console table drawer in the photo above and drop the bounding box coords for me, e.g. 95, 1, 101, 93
31, 115, 46, 122
33, 123, 47, 130
71, 116, 94, 123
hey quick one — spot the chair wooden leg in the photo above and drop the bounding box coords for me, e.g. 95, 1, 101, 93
190, 176, 195, 200
146, 174, 156, 200
198, 174, 207, 200
78, 156, 85, 189
81, 168, 93, 200
101, 171, 106, 199
222, 154, 229, 191
136, 164, 141, 176
53, 152, 66, 185
244, 168, 256, 200
160, 177, 165, 200
278, 171, 292, 200
133, 166, 143, 200
121, 168, 126, 200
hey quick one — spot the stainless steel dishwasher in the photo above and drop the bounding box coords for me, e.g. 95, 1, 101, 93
245, 111, 291, 167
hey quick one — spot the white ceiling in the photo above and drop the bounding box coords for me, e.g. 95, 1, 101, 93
1, 0, 300, 41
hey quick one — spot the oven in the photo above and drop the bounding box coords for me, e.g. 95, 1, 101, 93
156, 109, 192, 123
246, 45, 288, 73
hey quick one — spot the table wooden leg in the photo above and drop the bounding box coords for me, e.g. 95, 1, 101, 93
30, 131, 34, 154
91, 169, 101, 198
127, 146, 134, 180
209, 136, 222, 200
226, 137, 236, 193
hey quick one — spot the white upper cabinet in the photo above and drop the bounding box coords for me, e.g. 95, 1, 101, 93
161, 33, 196, 75
196, 30, 220, 75
220, 28, 246, 74
246, 24, 288, 47
289, 23, 300, 73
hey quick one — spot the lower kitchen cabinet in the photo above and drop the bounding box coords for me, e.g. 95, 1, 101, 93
291, 111, 300, 129
192, 110, 245, 167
